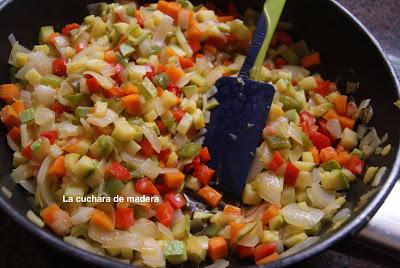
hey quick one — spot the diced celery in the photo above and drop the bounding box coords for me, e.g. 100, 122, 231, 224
20, 108, 35, 123
177, 143, 201, 160
301, 133, 313, 149
176, 113, 193, 135
72, 156, 96, 179
41, 74, 63, 88
139, 77, 157, 101
351, 148, 364, 159
119, 42, 135, 57
320, 159, 341, 171
172, 215, 190, 240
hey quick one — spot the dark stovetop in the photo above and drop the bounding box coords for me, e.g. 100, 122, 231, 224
0, 0, 399, 268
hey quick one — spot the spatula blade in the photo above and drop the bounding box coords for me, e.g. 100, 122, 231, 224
204, 76, 275, 196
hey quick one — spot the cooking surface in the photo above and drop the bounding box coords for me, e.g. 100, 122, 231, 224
0, 0, 399, 267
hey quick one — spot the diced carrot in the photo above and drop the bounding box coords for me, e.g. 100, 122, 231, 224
187, 21, 202, 41
230, 222, 245, 245
339, 116, 355, 129
48, 156, 66, 178
0, 84, 20, 104
323, 109, 340, 121
301, 52, 321, 68
8, 126, 20, 142
157, 86, 164, 97
334, 95, 348, 114
165, 47, 177, 57
319, 146, 338, 163
121, 94, 141, 115
204, 44, 217, 56
261, 205, 280, 225
208, 237, 228, 261
256, 252, 280, 265
199, 147, 211, 162
90, 209, 114, 231
11, 100, 25, 114
157, 63, 166, 73
157, 0, 181, 21
309, 146, 320, 164
122, 83, 139, 95
178, 57, 194, 69
0, 105, 19, 128
62, 137, 81, 153
335, 151, 351, 166
164, 171, 185, 189
104, 50, 117, 64
198, 185, 222, 208
336, 144, 346, 153
165, 66, 185, 83
217, 16, 234, 23
223, 204, 241, 215
40, 204, 63, 224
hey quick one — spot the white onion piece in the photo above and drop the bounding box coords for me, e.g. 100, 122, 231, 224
88, 223, 143, 250
371, 167, 387, 187
160, 168, 180, 174
204, 259, 230, 268
177, 9, 190, 30
246, 154, 264, 182
332, 208, 351, 224
288, 122, 303, 145
6, 135, 18, 151
142, 126, 161, 153
20, 124, 30, 148
64, 236, 104, 256
206, 68, 223, 86
20, 90, 32, 108
252, 172, 283, 206
37, 156, 55, 206
281, 65, 310, 79
15, 51, 53, 79
357, 124, 367, 139
35, 106, 55, 125
307, 183, 335, 209
57, 123, 83, 138
121, 151, 145, 168
281, 203, 324, 229
258, 143, 272, 163
218, 225, 231, 239
280, 237, 320, 258
153, 15, 173, 46
311, 169, 321, 184
87, 108, 118, 128
172, 133, 189, 150
19, 179, 36, 194
83, 71, 114, 90
140, 237, 166, 268
71, 207, 95, 225
358, 99, 371, 110
157, 222, 174, 240
139, 159, 161, 179
238, 233, 260, 247
8, 40, 30, 66
326, 119, 342, 139
35, 85, 56, 107
244, 204, 268, 223
131, 218, 158, 238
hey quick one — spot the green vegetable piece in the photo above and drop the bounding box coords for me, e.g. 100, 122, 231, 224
150, 45, 161, 55
305, 222, 322, 235
284, 232, 308, 248
89, 135, 114, 159
186, 236, 208, 264
70, 224, 89, 238
351, 148, 364, 159
281, 48, 300, 65
117, 53, 129, 67
301, 132, 313, 149
39, 26, 55, 44
161, 115, 175, 129
291, 40, 310, 59
138, 77, 157, 101
72, 156, 96, 179
285, 109, 299, 123
199, 223, 222, 237
243, 183, 262, 205
172, 215, 190, 240
280, 95, 303, 112
119, 42, 135, 57
163, 240, 188, 265
64, 185, 85, 200
105, 179, 125, 198
105, 247, 121, 257
86, 168, 103, 189
320, 159, 341, 171
75, 106, 90, 118
193, 211, 213, 221
41, 74, 63, 88
190, 218, 205, 234
234, 221, 258, 243
320, 170, 350, 191
269, 215, 285, 230
266, 136, 292, 149
65, 93, 86, 105
177, 143, 201, 160
20, 108, 35, 123
182, 85, 197, 98
153, 73, 170, 89
206, 97, 219, 110
177, 0, 194, 9
113, 22, 130, 35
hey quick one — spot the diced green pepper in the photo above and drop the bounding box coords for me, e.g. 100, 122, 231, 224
150, 45, 161, 55
266, 135, 292, 149
182, 85, 197, 98
301, 132, 313, 149
177, 143, 201, 160
105, 179, 125, 197
20, 108, 35, 123
320, 159, 341, 171
206, 97, 219, 110
89, 135, 114, 159
281, 48, 300, 65
75, 106, 90, 118
285, 109, 299, 123
199, 223, 222, 237
41, 74, 63, 88
280, 95, 303, 112
351, 148, 364, 159
153, 73, 170, 89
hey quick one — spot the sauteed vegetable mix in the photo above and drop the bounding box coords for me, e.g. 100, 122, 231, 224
0, 1, 391, 267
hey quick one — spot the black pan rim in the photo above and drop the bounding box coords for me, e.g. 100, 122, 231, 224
0, 0, 399, 267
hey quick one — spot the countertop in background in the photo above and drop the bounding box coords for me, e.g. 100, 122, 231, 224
0, 0, 399, 267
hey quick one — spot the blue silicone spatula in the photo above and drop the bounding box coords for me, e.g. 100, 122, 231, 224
204, 0, 287, 196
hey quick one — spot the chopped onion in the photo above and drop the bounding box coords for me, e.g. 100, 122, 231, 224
246, 154, 264, 182
20, 124, 30, 147
8, 40, 31, 66
64, 236, 104, 256
252, 172, 283, 206
15, 51, 53, 79
371, 167, 387, 187
307, 183, 336, 209
357, 124, 367, 139
157, 222, 174, 240
281, 237, 320, 257
332, 208, 351, 224
244, 204, 268, 223
88, 223, 143, 250
326, 119, 342, 139
204, 259, 229, 268
139, 237, 166, 268
172, 133, 189, 150
11, 164, 32, 183
311, 169, 321, 184
288, 122, 303, 145
380, 133, 389, 145
19, 179, 36, 194
83, 71, 114, 90
6, 135, 18, 151
281, 203, 324, 229
57, 123, 83, 138
121, 151, 145, 168
206, 68, 223, 86
358, 99, 371, 110
281, 65, 310, 80
218, 225, 231, 239
238, 233, 260, 247
35, 85, 57, 107
139, 159, 161, 179
35, 106, 55, 125
37, 156, 55, 206
153, 15, 173, 46
71, 207, 95, 225
20, 90, 32, 108
131, 218, 158, 238
87, 108, 118, 128
142, 126, 161, 153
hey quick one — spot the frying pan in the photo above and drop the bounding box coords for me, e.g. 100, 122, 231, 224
0, 0, 399, 267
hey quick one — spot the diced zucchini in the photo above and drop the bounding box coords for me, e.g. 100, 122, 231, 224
89, 135, 114, 159
206, 98, 219, 110
320, 159, 341, 171
293, 161, 315, 172
172, 215, 190, 240
112, 117, 136, 142
199, 223, 222, 237
295, 171, 312, 189
340, 128, 358, 149
242, 183, 262, 205
72, 156, 96, 179
280, 95, 303, 112
39, 26, 55, 44
269, 215, 285, 230
163, 240, 188, 265
298, 76, 317, 91
284, 232, 308, 248
113, 22, 130, 35
193, 109, 205, 130
31, 140, 47, 160
186, 236, 208, 264
320, 170, 350, 191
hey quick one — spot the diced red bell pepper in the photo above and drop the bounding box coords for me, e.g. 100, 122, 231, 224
254, 243, 277, 262
104, 86, 125, 98
135, 178, 160, 196
193, 164, 215, 185
157, 149, 171, 163
86, 76, 101, 93
309, 131, 331, 151
139, 138, 154, 157
155, 201, 174, 227
315, 80, 331, 96
61, 23, 80, 36
274, 57, 287, 69
164, 192, 186, 209
115, 207, 134, 229
300, 111, 316, 134
268, 151, 285, 172
145, 65, 156, 81
199, 147, 211, 163
317, 118, 336, 142
188, 39, 201, 54
154, 183, 174, 195
52, 58, 67, 77
40, 130, 58, 145
167, 83, 181, 97
184, 156, 201, 173
155, 119, 165, 133
112, 63, 123, 85
75, 41, 87, 53
237, 245, 255, 259
275, 31, 293, 46
105, 162, 132, 181
227, 2, 240, 18
21, 145, 33, 160
51, 101, 69, 118
171, 108, 186, 122
284, 162, 300, 186
179, 57, 194, 69
345, 155, 364, 175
